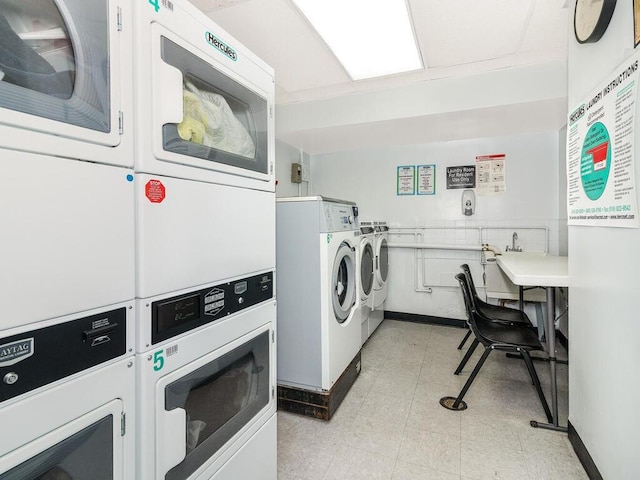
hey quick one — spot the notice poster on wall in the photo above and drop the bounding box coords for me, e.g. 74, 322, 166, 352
397, 165, 415, 195
446, 166, 475, 189
566, 52, 639, 227
476, 154, 506, 195
417, 165, 436, 195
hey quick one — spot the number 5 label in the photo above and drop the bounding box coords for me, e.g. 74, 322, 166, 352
153, 350, 165, 371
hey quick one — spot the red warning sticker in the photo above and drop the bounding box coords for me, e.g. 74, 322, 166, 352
145, 179, 166, 203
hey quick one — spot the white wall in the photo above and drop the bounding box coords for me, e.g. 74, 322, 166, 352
310, 131, 566, 319
275, 139, 309, 198
567, 1, 640, 478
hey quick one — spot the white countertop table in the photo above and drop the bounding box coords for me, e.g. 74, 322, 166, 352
496, 252, 568, 433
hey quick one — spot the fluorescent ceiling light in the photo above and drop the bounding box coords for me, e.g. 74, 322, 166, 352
292, 0, 422, 80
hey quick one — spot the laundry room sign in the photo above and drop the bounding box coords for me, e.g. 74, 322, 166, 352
145, 179, 166, 203
446, 166, 476, 189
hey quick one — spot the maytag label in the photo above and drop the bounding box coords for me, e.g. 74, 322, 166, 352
205, 32, 237, 61
0, 338, 34, 367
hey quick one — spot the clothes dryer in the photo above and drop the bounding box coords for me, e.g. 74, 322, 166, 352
133, 0, 275, 191
0, 147, 135, 332
0, 305, 135, 479
358, 224, 375, 346
276, 197, 361, 393
0, 0, 133, 166
135, 291, 276, 480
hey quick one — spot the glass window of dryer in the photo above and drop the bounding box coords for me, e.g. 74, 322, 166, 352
0, 416, 114, 479
160, 36, 268, 175
0, 0, 111, 132
164, 330, 270, 480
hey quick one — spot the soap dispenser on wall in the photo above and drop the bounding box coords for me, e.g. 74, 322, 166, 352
462, 189, 475, 216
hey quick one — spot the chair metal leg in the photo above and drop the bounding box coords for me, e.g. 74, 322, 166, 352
451, 347, 492, 409
457, 328, 472, 350
454, 338, 479, 375
521, 350, 553, 423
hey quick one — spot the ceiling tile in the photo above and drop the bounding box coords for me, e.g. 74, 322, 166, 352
410, 0, 535, 68
205, 0, 350, 92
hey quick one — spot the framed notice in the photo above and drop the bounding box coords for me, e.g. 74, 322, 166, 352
476, 154, 506, 195
397, 165, 415, 195
417, 164, 436, 195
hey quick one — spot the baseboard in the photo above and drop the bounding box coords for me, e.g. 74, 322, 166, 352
277, 351, 361, 421
568, 421, 603, 480
384, 311, 466, 328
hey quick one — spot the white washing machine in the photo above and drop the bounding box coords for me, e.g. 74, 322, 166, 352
370, 222, 389, 336
132, 0, 274, 191
358, 223, 376, 346
276, 197, 361, 392
0, 0, 133, 166
136, 289, 276, 480
0, 305, 135, 479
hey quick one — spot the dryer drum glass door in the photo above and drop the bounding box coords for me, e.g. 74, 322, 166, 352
332, 242, 356, 323
160, 36, 268, 175
377, 238, 389, 284
163, 330, 270, 480
0, 414, 116, 479
0, 0, 111, 132
361, 243, 374, 297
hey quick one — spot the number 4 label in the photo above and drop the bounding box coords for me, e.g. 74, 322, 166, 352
153, 350, 164, 371
149, 0, 160, 12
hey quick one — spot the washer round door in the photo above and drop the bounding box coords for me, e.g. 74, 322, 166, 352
360, 240, 374, 299
331, 241, 356, 323
375, 236, 389, 286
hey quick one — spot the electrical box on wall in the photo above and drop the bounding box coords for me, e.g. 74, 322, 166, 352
301, 163, 310, 182
291, 163, 302, 183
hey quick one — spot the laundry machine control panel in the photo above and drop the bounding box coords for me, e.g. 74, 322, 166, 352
151, 271, 274, 345
0, 307, 127, 403
321, 203, 360, 232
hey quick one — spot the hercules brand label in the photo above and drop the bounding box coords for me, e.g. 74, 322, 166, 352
205, 32, 237, 61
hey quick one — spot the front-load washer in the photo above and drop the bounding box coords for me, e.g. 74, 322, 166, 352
370, 222, 389, 336
358, 223, 375, 346
0, 0, 133, 166
0, 306, 135, 479
136, 294, 276, 480
0, 147, 134, 332
133, 0, 274, 191
276, 197, 361, 395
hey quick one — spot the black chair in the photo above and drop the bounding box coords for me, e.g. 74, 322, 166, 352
456, 263, 531, 350
440, 274, 553, 423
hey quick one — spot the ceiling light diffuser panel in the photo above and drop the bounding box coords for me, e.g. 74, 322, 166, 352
292, 0, 423, 80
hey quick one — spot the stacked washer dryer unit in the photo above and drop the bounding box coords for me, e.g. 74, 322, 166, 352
276, 197, 362, 419
0, 1, 136, 478
132, 1, 276, 478
358, 221, 376, 346
369, 221, 390, 337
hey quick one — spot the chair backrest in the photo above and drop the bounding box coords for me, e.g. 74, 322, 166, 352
459, 264, 479, 308
455, 273, 475, 324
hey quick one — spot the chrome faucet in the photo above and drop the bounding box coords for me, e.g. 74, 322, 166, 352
506, 232, 522, 252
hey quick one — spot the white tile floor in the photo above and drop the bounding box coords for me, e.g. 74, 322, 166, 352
277, 320, 587, 480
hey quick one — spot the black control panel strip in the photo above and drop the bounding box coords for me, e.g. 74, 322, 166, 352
151, 271, 274, 345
